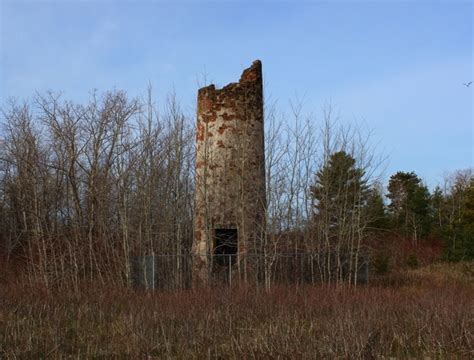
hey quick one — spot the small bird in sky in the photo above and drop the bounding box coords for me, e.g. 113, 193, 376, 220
462, 81, 472, 87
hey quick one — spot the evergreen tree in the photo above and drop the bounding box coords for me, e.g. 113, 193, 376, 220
310, 150, 372, 284
311, 151, 369, 233
365, 187, 389, 231
430, 186, 444, 237
387, 171, 431, 244
459, 178, 474, 259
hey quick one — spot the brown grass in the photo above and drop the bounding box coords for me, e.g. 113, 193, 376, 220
1, 264, 473, 358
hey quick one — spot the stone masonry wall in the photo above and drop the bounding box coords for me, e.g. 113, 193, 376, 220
193, 60, 266, 283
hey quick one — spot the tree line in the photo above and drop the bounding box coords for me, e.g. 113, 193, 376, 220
0, 90, 195, 288
0, 90, 472, 288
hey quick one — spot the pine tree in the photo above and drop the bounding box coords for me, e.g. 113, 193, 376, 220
387, 171, 431, 244
311, 151, 369, 232
365, 187, 389, 231
430, 186, 444, 237
310, 150, 372, 284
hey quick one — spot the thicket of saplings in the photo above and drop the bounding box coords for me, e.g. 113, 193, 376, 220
0, 90, 472, 357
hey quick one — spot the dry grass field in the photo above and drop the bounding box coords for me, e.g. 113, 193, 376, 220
0, 263, 472, 358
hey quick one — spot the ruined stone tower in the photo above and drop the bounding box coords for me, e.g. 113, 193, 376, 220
193, 60, 266, 284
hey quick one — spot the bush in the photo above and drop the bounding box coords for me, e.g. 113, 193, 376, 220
406, 253, 419, 268
373, 253, 391, 274
443, 230, 474, 262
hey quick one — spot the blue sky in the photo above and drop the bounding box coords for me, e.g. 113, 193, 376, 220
1, 0, 472, 188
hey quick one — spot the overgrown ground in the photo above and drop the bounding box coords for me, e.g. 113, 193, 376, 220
1, 263, 473, 358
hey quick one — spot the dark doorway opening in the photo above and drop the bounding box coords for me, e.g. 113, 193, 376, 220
214, 228, 238, 267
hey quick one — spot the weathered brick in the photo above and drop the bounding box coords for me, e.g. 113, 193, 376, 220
193, 60, 266, 284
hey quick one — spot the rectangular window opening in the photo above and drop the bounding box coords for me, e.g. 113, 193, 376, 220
214, 228, 238, 267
